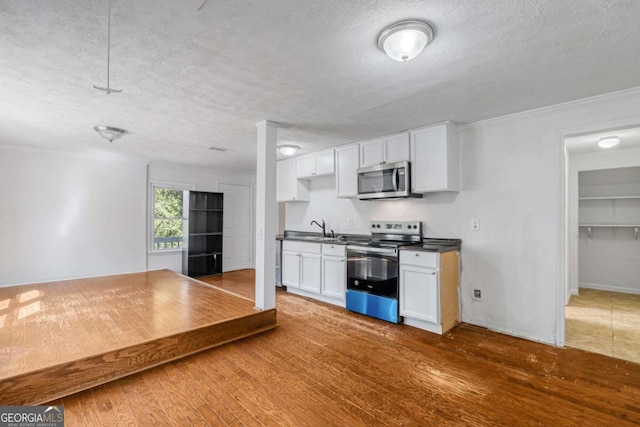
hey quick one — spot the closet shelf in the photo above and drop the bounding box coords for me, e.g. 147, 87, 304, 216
579, 196, 640, 200
579, 224, 640, 227
579, 224, 640, 239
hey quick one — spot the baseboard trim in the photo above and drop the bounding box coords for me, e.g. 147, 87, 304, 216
579, 282, 640, 295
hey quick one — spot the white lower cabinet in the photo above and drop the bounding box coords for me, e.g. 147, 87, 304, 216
282, 241, 346, 306
282, 251, 302, 288
400, 265, 438, 323
300, 253, 322, 293
322, 255, 346, 300
399, 250, 460, 335
282, 241, 321, 293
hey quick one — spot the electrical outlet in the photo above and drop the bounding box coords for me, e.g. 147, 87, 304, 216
348, 218, 354, 226
472, 218, 480, 231
472, 289, 482, 301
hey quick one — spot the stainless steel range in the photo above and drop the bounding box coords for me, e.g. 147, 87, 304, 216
346, 221, 422, 323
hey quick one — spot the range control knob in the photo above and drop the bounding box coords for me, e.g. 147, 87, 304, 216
354, 280, 359, 286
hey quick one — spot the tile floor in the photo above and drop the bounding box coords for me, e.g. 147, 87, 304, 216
566, 288, 640, 364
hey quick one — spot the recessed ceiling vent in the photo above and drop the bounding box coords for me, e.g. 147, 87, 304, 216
208, 146, 228, 152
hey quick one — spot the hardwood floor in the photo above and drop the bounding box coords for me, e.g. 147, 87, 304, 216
0, 269, 276, 404
44, 269, 640, 425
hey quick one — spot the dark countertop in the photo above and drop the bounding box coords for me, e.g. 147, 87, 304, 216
402, 238, 461, 253
401, 244, 460, 253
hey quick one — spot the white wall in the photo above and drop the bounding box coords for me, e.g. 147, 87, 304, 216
0, 145, 147, 286
286, 88, 640, 345
568, 157, 640, 296
146, 161, 256, 272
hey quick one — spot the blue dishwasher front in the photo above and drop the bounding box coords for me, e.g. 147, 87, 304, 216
346, 289, 399, 324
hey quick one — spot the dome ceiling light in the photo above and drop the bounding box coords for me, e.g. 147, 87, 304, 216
377, 20, 435, 62
94, 125, 128, 143
278, 145, 300, 156
597, 136, 620, 149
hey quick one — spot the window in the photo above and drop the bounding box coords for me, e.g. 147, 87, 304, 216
151, 184, 190, 251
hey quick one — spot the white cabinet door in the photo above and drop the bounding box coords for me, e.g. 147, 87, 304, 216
400, 265, 439, 323
360, 138, 384, 167
277, 159, 309, 202
322, 256, 346, 300
282, 251, 301, 288
296, 155, 315, 179
300, 253, 322, 294
383, 132, 410, 164
315, 149, 335, 176
410, 122, 459, 193
335, 144, 359, 198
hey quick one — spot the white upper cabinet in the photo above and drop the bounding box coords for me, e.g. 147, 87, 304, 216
360, 138, 384, 167
277, 158, 309, 202
335, 144, 359, 198
383, 132, 411, 164
295, 155, 315, 179
315, 149, 335, 176
410, 122, 459, 193
360, 132, 410, 167
296, 149, 335, 179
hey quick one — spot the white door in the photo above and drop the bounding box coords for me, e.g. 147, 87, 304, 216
219, 183, 252, 272
322, 256, 346, 300
400, 265, 439, 323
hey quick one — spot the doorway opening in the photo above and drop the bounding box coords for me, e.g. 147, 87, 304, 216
564, 126, 640, 363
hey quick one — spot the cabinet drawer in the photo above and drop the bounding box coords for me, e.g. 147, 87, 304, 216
400, 250, 439, 268
283, 241, 322, 254
322, 243, 346, 256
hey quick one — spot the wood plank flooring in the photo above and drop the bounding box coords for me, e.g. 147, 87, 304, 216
0, 269, 276, 404
40, 270, 640, 425
566, 288, 640, 363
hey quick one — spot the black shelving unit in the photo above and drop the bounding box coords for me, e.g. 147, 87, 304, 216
182, 191, 224, 277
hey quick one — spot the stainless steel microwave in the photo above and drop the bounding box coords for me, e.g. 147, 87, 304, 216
357, 161, 422, 200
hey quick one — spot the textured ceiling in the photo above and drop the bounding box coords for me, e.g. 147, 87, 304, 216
2, 0, 640, 171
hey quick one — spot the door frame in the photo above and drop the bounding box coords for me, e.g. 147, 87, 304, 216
217, 182, 254, 272
557, 115, 640, 347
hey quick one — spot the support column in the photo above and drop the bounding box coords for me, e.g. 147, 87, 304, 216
254, 120, 277, 310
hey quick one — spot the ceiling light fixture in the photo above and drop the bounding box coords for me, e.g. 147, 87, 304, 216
94, 125, 128, 143
377, 20, 434, 62
597, 136, 620, 149
278, 145, 300, 156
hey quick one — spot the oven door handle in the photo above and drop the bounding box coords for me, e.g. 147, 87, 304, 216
347, 246, 397, 256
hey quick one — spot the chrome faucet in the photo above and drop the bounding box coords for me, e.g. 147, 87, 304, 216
310, 219, 326, 237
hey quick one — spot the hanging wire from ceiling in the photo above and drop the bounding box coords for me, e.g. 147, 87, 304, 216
93, 0, 122, 94
197, 0, 209, 12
